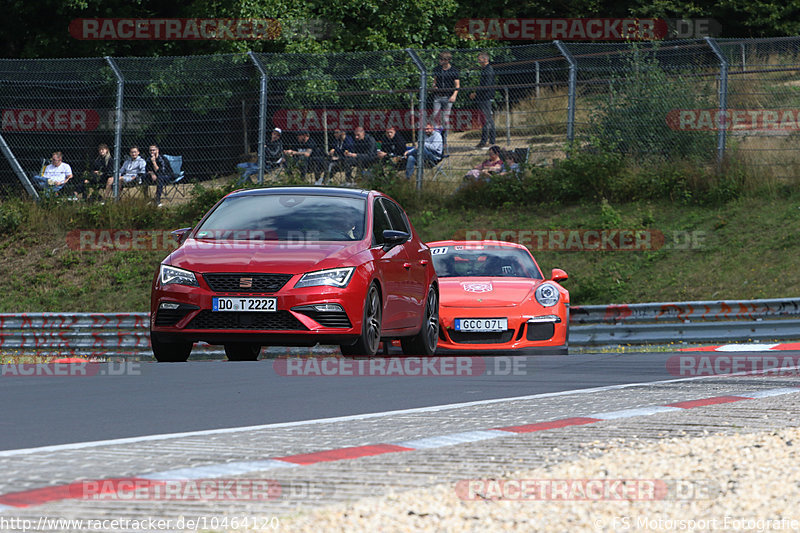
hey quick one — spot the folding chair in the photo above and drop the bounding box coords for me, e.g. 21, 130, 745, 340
31, 158, 70, 198
514, 147, 530, 166
428, 153, 451, 181
160, 154, 185, 200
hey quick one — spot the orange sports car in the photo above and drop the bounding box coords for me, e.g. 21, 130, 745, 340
427, 240, 569, 354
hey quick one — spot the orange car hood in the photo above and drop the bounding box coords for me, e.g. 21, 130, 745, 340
439, 277, 538, 307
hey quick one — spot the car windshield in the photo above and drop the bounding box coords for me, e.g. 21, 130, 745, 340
430, 245, 543, 279
194, 194, 366, 241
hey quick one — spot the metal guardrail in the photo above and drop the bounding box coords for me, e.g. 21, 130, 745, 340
1, 298, 799, 358
570, 298, 800, 346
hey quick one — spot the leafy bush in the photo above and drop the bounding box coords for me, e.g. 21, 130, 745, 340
591, 46, 717, 161
0, 200, 25, 232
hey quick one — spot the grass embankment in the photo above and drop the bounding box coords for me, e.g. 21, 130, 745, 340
1, 183, 799, 312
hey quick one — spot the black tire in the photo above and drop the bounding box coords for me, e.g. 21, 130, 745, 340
224, 343, 262, 361
401, 285, 439, 356
151, 333, 192, 362
340, 284, 382, 356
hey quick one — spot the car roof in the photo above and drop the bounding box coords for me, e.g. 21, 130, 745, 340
427, 240, 530, 250
227, 186, 371, 199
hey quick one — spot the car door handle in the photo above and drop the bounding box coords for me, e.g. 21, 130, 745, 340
419, 259, 429, 266
403, 262, 412, 269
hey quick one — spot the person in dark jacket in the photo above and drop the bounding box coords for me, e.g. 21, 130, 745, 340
81, 143, 113, 200
470, 52, 496, 148
324, 128, 355, 184
284, 130, 324, 181
377, 126, 408, 169
237, 128, 284, 182
343, 126, 377, 180
145, 144, 173, 207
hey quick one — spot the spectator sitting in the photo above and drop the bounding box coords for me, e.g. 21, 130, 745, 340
284, 130, 323, 182
80, 143, 113, 200
499, 149, 522, 176
105, 146, 145, 199
377, 126, 408, 169
145, 144, 174, 207
325, 128, 354, 184
343, 126, 378, 181
238, 128, 284, 181
464, 145, 503, 181
404, 123, 443, 180
33, 151, 73, 191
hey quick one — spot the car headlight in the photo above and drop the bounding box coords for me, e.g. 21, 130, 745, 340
159, 264, 199, 287
295, 267, 355, 288
535, 283, 560, 307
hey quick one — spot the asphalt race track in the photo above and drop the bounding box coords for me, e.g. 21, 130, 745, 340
0, 350, 764, 451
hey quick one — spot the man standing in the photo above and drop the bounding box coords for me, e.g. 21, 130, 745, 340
34, 151, 73, 190
470, 52, 496, 149
432, 52, 460, 148
404, 123, 443, 180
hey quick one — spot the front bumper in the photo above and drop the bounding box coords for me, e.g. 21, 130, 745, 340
150, 277, 365, 346
436, 308, 568, 352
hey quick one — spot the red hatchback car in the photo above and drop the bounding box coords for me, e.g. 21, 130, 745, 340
150, 187, 439, 361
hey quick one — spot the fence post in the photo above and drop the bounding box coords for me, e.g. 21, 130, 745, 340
0, 133, 38, 199
406, 49, 427, 191
504, 87, 511, 146
554, 40, 576, 143
322, 106, 329, 155
535, 61, 540, 98
105, 57, 124, 201
740, 42, 746, 72
249, 51, 268, 185
705, 37, 728, 165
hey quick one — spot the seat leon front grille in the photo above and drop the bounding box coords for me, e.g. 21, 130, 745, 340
203, 273, 293, 293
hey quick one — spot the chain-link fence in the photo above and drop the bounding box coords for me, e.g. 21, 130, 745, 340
2, 36, 800, 202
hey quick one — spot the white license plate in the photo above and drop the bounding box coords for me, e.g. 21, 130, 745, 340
455, 318, 508, 332
212, 297, 277, 312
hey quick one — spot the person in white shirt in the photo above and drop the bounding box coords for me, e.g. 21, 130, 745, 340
105, 146, 145, 199
33, 152, 73, 189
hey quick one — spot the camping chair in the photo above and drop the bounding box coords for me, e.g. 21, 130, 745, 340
160, 154, 185, 200
428, 152, 451, 181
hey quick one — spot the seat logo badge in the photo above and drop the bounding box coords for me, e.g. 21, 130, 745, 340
239, 277, 253, 288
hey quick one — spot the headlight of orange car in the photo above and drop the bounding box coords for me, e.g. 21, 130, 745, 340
535, 283, 560, 307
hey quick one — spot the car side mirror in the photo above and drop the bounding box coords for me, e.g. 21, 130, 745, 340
170, 227, 192, 245
382, 230, 410, 250
550, 268, 568, 282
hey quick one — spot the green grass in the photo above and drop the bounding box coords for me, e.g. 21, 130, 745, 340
1, 188, 799, 312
